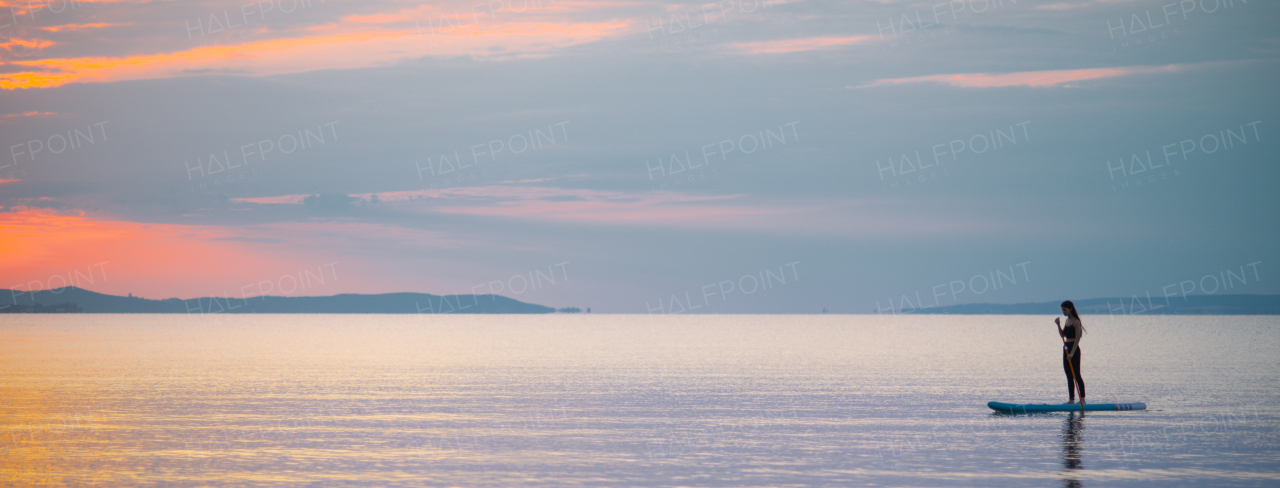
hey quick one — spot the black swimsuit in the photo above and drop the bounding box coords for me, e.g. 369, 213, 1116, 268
1062, 320, 1085, 399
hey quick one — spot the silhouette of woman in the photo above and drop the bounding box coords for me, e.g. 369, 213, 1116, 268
1055, 300, 1086, 408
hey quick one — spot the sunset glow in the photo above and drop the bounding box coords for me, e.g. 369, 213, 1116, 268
0, 0, 1274, 313
0, 208, 368, 299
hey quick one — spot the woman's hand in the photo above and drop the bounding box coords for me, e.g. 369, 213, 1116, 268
1055, 317, 1061, 325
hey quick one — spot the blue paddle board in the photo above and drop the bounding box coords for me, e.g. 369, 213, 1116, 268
988, 401, 1146, 413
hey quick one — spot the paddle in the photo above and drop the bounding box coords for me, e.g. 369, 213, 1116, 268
1056, 316, 1084, 414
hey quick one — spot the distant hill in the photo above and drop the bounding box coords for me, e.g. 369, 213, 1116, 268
0, 302, 83, 313
899, 294, 1280, 315
0, 287, 555, 314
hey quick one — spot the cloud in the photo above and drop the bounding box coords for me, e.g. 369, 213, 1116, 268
0, 110, 59, 118
39, 23, 129, 32
852, 64, 1187, 88
731, 35, 873, 54
0, 0, 646, 89
302, 192, 358, 214
1036, 3, 1089, 10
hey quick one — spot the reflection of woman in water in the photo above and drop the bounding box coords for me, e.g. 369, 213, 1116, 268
1055, 300, 1086, 407
1061, 413, 1084, 488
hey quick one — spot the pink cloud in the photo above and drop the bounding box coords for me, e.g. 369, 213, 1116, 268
1037, 3, 1088, 10
229, 185, 777, 225
732, 35, 874, 54
854, 64, 1186, 88
434, 193, 769, 223
227, 185, 1021, 238
413, 187, 1009, 239
231, 194, 309, 205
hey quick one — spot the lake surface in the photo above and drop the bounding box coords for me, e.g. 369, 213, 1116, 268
1, 314, 1277, 487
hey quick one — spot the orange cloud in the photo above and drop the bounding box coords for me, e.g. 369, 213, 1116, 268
1, 18, 634, 89
39, 23, 125, 32
855, 64, 1185, 88
1, 31, 408, 89
1, 38, 56, 51
732, 35, 873, 54
1, 111, 58, 118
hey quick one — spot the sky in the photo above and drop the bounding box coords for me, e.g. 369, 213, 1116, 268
0, 0, 1277, 314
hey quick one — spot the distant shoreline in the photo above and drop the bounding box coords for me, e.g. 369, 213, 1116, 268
885, 294, 1280, 315
1, 287, 559, 314
3, 287, 1278, 315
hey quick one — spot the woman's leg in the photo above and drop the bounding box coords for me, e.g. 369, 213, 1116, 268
1072, 349, 1085, 399
1063, 353, 1076, 401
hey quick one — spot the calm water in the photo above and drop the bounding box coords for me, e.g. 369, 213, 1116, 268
1, 314, 1277, 487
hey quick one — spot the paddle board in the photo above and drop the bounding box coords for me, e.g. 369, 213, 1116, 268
988, 401, 1146, 413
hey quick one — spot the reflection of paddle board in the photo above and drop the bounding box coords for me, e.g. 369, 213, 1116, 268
987, 401, 1146, 413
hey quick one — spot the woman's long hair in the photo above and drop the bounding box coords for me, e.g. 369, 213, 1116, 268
1061, 300, 1086, 334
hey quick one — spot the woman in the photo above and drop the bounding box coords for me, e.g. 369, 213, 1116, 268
1054, 300, 1086, 407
